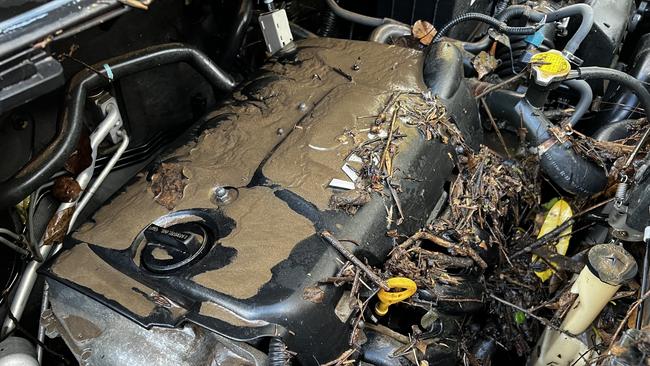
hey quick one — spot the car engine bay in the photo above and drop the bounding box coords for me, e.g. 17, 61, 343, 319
2, 0, 650, 365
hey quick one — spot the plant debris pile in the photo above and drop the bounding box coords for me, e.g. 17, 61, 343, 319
319, 89, 649, 366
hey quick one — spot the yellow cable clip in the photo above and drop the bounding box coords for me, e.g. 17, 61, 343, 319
374, 277, 417, 316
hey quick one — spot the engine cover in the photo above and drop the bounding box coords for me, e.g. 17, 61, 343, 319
42, 38, 479, 364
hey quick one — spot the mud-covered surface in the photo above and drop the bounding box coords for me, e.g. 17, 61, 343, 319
68, 37, 427, 302
51, 243, 157, 317
192, 187, 315, 299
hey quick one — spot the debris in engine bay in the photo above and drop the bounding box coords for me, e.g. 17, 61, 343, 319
150, 162, 188, 210
318, 86, 649, 364
412, 20, 436, 46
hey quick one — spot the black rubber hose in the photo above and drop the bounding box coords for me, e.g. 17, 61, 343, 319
483, 88, 607, 196
593, 119, 637, 141
543, 4, 593, 55
268, 337, 289, 365
325, 0, 385, 27
540, 142, 608, 196
0, 43, 236, 210
563, 79, 593, 126
433, 12, 540, 43
569, 67, 650, 121
290, 22, 318, 39
460, 5, 542, 53
220, 0, 253, 66
598, 35, 650, 124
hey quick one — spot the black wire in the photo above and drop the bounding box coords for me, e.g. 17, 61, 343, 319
4, 308, 71, 364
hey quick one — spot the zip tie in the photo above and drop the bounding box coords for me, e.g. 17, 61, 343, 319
103, 63, 114, 81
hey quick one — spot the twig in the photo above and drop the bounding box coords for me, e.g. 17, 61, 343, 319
475, 71, 527, 99
480, 97, 511, 158
512, 199, 613, 258
489, 293, 578, 340
609, 288, 650, 348
400, 231, 488, 269
379, 105, 400, 176
320, 231, 390, 291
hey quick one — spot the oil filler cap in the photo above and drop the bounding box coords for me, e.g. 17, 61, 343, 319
530, 50, 571, 86
141, 223, 209, 273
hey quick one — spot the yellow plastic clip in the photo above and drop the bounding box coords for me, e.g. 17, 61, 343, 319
374, 277, 417, 316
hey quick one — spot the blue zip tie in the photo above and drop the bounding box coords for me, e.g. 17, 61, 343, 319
103, 63, 114, 81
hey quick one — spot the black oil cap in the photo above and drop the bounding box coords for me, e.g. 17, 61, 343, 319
141, 223, 209, 273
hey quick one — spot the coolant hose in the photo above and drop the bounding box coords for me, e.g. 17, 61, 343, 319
569, 67, 650, 121
563, 79, 592, 126
325, 0, 385, 27
268, 337, 289, 365
0, 43, 236, 210
483, 88, 607, 196
434, 13, 540, 43
597, 34, 650, 124
543, 4, 593, 55
593, 119, 637, 141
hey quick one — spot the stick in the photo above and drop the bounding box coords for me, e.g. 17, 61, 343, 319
400, 231, 488, 269
511, 199, 613, 258
489, 294, 578, 340
320, 231, 390, 291
480, 97, 511, 158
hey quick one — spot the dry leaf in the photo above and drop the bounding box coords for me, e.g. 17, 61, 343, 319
412, 20, 436, 45
472, 51, 499, 80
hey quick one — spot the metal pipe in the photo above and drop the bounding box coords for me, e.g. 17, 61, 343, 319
1, 100, 125, 336
369, 22, 411, 44
639, 227, 650, 329
36, 282, 49, 364
70, 130, 130, 228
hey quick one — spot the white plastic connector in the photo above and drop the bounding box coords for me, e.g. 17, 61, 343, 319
259, 9, 293, 54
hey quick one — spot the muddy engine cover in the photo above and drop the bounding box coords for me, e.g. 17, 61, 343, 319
43, 38, 479, 364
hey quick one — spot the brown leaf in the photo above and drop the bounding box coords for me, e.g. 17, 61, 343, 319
302, 286, 325, 304
43, 207, 74, 245
472, 51, 498, 80
64, 129, 92, 175
52, 176, 82, 203
150, 162, 187, 210
412, 20, 436, 46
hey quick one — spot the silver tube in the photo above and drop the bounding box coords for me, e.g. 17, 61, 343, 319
369, 22, 411, 43
1, 98, 123, 336
70, 130, 129, 228
36, 282, 48, 364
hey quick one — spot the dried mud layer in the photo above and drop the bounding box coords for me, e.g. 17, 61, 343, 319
66, 37, 426, 305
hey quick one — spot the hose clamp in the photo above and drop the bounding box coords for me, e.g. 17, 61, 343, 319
562, 50, 584, 66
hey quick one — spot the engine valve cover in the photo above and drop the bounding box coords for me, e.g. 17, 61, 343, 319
43, 38, 479, 364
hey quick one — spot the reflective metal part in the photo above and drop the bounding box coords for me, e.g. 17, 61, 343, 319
45, 281, 266, 366
0, 337, 38, 366
36, 282, 49, 364
1, 96, 128, 336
